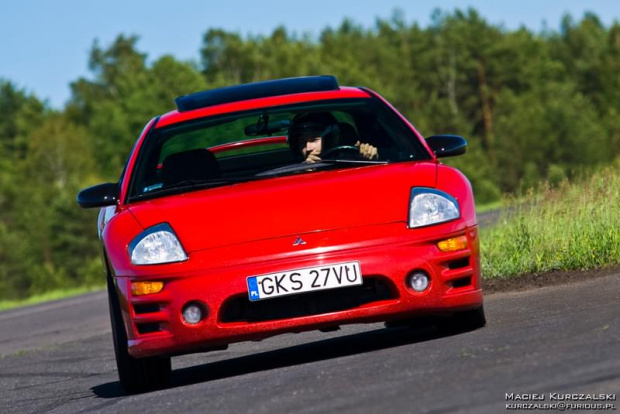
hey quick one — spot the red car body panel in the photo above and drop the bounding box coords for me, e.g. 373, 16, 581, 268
95, 84, 483, 359
126, 162, 437, 253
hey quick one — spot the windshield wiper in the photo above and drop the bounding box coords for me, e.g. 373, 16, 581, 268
132, 177, 260, 201
256, 159, 387, 177
318, 159, 388, 165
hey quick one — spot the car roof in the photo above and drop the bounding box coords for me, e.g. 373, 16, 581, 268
176, 76, 340, 111
157, 86, 371, 129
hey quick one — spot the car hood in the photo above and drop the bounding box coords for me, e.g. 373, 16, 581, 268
128, 162, 437, 252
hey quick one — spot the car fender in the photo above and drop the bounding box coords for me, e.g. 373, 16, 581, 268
435, 164, 477, 228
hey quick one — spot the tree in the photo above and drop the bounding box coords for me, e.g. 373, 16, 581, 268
3, 115, 100, 297
68, 35, 208, 179
0, 79, 47, 158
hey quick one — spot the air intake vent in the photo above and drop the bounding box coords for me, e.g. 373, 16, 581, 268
448, 258, 470, 270
136, 323, 162, 335
451, 276, 472, 288
134, 303, 161, 314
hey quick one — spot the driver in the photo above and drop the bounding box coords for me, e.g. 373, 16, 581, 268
288, 112, 378, 163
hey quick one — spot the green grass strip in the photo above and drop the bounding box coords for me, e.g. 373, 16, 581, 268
481, 166, 620, 278
476, 200, 504, 214
0, 284, 105, 312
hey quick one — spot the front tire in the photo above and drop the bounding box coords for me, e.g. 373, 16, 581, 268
107, 275, 171, 393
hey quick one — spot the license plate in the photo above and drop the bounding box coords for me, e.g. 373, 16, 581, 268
247, 261, 362, 301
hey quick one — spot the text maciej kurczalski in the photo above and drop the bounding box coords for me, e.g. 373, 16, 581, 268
506, 393, 617, 401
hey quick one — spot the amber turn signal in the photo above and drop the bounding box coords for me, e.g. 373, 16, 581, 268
131, 281, 164, 296
437, 236, 468, 252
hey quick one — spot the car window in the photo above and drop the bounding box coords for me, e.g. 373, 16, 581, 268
128, 98, 429, 201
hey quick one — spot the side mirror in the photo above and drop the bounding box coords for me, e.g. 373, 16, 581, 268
77, 183, 118, 208
426, 135, 467, 158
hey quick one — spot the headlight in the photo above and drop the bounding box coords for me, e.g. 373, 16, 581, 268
129, 223, 188, 265
409, 188, 460, 228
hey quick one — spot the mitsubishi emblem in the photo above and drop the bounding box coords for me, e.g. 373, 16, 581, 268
293, 236, 306, 246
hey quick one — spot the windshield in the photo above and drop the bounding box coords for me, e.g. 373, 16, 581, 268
128, 98, 430, 201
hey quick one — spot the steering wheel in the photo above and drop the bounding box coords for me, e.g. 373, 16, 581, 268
320, 145, 360, 159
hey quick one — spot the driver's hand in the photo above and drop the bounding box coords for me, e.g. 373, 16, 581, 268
305, 153, 322, 163
355, 141, 379, 160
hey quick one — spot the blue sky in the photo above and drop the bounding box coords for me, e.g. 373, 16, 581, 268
2, 0, 618, 108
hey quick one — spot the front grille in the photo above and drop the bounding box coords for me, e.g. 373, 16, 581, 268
136, 323, 161, 334
134, 303, 161, 314
220, 277, 396, 323
131, 301, 166, 335
448, 257, 470, 270
451, 276, 472, 288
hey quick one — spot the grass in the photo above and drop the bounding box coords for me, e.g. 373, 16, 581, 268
475, 200, 503, 214
0, 285, 105, 312
480, 166, 620, 278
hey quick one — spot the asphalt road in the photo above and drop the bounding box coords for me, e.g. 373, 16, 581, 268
1, 273, 618, 414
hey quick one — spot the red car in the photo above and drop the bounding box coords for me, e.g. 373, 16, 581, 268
78, 76, 484, 392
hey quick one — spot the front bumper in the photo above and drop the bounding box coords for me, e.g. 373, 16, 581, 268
116, 222, 483, 358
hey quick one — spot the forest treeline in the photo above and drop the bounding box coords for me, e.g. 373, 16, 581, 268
1, 9, 619, 299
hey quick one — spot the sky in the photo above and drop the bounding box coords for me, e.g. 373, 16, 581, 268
2, 0, 618, 109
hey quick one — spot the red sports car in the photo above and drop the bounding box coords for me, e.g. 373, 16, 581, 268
78, 76, 484, 392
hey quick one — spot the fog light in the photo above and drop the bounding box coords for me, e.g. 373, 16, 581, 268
182, 303, 204, 325
409, 272, 430, 292
131, 281, 164, 296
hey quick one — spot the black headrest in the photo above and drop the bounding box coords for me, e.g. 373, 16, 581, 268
162, 149, 220, 185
